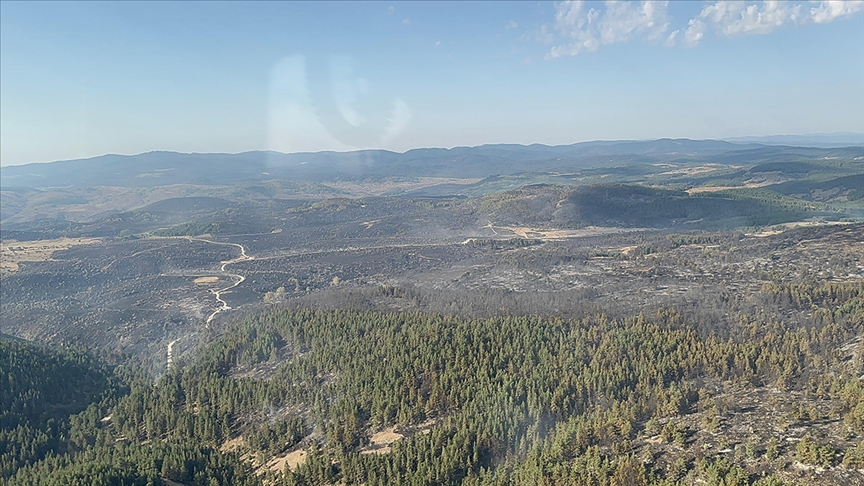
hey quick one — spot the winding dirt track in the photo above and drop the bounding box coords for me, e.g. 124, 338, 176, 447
166, 338, 179, 372
164, 237, 252, 372
161, 224, 636, 370
187, 238, 253, 325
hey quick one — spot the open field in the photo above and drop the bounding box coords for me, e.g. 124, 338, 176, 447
0, 237, 101, 275
745, 220, 856, 237
322, 177, 483, 196
685, 180, 779, 194
360, 427, 404, 455
263, 449, 307, 473
489, 225, 647, 240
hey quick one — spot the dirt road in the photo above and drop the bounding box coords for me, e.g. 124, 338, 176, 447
187, 238, 253, 325
163, 238, 253, 372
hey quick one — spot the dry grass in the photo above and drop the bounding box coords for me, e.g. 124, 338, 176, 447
1, 237, 100, 276
746, 221, 855, 237
323, 177, 482, 197
414, 418, 440, 435
222, 435, 309, 480
361, 426, 404, 455
371, 426, 404, 445
658, 164, 725, 177
685, 180, 778, 195
163, 480, 189, 486
619, 245, 638, 256
220, 436, 244, 453
493, 225, 641, 240
263, 449, 307, 473
193, 276, 220, 285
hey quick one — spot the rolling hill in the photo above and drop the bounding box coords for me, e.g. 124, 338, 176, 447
4, 139, 860, 190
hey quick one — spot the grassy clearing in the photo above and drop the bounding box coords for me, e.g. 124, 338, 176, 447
0, 237, 100, 275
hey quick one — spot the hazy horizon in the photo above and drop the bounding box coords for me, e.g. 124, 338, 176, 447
1, 131, 863, 168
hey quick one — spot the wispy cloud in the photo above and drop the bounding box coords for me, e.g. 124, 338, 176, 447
541, 1, 864, 57
506, 20, 519, 29
664, 28, 679, 47
681, 0, 864, 47
533, 24, 556, 45
545, 1, 671, 59
811, 0, 864, 23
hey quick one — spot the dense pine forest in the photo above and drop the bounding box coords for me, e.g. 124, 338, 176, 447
3, 278, 863, 485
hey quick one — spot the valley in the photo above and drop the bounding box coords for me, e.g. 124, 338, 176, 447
2, 139, 864, 485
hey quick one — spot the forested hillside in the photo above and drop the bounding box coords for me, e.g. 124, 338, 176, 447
5, 281, 863, 484
0, 341, 118, 477
1, 340, 257, 485
469, 183, 847, 230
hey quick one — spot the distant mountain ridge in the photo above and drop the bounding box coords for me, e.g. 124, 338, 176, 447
724, 132, 864, 148
5, 138, 862, 190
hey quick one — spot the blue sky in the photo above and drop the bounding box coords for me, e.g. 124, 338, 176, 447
1, 1, 863, 166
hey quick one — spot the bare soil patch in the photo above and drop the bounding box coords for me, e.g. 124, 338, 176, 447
685, 180, 779, 194
361, 426, 404, 455
193, 276, 220, 285
619, 245, 638, 256
324, 177, 481, 196
658, 164, 725, 177
1, 237, 100, 276
746, 220, 854, 237
264, 449, 307, 473
493, 225, 643, 240
371, 426, 403, 445
220, 436, 244, 453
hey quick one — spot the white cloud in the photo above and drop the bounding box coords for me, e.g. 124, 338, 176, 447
811, 0, 864, 23
402, 18, 411, 25
534, 24, 556, 45
539, 0, 864, 56
545, 1, 671, 58
683, 18, 707, 47
664, 29, 679, 47
692, 1, 802, 39
600, 0, 670, 43
682, 1, 864, 46
507, 20, 519, 29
